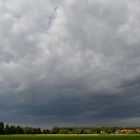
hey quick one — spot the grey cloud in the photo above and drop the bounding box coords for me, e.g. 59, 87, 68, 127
118, 75, 140, 88
0, 0, 140, 127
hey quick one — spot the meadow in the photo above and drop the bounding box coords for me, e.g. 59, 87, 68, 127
0, 135, 140, 140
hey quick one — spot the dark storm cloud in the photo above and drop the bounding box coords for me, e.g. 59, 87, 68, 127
0, 0, 140, 127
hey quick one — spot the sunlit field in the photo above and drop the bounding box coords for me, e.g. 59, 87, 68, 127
1, 135, 140, 140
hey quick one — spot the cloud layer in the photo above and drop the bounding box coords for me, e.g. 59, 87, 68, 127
0, 0, 140, 128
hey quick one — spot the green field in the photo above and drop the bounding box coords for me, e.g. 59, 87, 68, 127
0, 135, 140, 140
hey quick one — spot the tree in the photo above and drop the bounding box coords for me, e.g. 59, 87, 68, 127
10, 125, 16, 134
23, 127, 34, 134
33, 128, 42, 134
42, 129, 50, 134
0, 122, 4, 134
5, 124, 10, 134
80, 129, 85, 134
16, 126, 24, 134
51, 127, 60, 134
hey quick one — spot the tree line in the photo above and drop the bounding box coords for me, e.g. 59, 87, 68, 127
0, 122, 42, 134
1, 122, 140, 135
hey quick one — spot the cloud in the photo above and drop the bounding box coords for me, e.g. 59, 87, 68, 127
0, 0, 140, 127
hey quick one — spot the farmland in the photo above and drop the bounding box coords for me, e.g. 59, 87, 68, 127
0, 135, 140, 140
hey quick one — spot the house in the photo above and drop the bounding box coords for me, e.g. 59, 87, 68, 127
121, 129, 134, 134
136, 129, 140, 133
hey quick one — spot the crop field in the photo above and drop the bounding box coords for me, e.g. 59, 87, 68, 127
0, 135, 140, 140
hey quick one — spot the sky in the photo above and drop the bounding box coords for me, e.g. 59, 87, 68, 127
0, 0, 140, 128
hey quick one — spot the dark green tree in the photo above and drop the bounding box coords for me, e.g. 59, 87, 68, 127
16, 126, 24, 134
9, 125, 16, 134
0, 122, 4, 134
33, 128, 42, 134
5, 124, 10, 134
23, 127, 34, 134
42, 129, 50, 134
51, 127, 60, 134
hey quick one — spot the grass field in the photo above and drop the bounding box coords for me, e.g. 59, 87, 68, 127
1, 135, 140, 140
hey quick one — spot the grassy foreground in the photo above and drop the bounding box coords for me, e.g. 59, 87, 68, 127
1, 135, 140, 140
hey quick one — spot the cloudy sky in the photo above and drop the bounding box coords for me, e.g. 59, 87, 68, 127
0, 0, 140, 128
